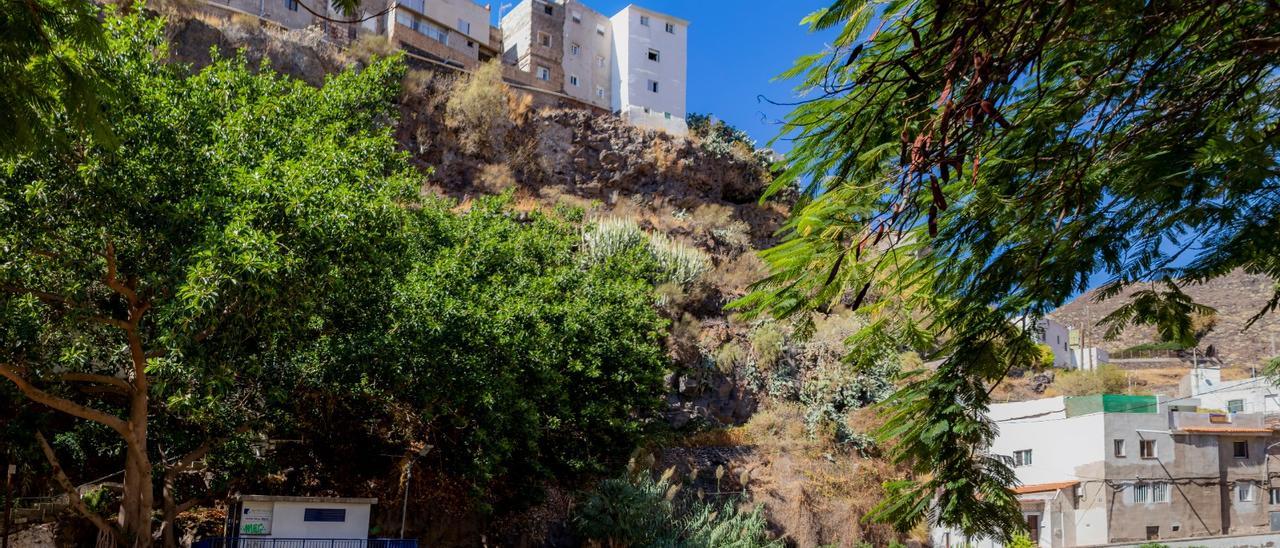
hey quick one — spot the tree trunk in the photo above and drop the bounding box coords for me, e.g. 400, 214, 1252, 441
119, 411, 153, 548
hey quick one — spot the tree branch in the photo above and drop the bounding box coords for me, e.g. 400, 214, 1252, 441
0, 363, 129, 435
56, 372, 134, 395
36, 431, 124, 545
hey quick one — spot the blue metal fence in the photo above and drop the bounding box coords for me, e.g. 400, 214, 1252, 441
194, 539, 417, 548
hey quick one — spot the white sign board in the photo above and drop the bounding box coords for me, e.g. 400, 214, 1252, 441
240, 502, 273, 536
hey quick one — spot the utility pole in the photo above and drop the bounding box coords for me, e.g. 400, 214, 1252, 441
3, 461, 14, 548
398, 445, 432, 540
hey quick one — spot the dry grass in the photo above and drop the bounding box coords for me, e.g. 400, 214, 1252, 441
477, 162, 517, 194
679, 426, 754, 448
345, 34, 395, 65
445, 61, 512, 157
647, 139, 683, 177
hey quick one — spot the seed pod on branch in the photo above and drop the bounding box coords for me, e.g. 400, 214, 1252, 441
928, 203, 938, 236
930, 176, 947, 211
980, 99, 1011, 129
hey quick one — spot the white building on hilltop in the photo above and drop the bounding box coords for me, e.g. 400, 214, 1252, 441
610, 5, 689, 134
1028, 316, 1110, 370
502, 0, 689, 135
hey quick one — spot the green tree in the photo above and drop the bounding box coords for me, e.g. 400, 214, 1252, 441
1, 0, 115, 154
290, 196, 670, 496
741, 0, 1280, 540
0, 11, 415, 545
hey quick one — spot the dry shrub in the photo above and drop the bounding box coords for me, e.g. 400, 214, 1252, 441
228, 12, 260, 30
477, 162, 516, 194
715, 342, 749, 375
713, 252, 768, 297
691, 203, 751, 250
507, 90, 535, 125
679, 426, 753, 448
445, 60, 512, 156
346, 34, 395, 65
1051, 363, 1132, 396
647, 139, 683, 176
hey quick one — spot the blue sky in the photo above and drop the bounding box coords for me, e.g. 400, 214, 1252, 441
490, 0, 837, 153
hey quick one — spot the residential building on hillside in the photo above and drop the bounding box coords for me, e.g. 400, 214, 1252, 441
500, 0, 566, 92
389, 0, 500, 68
609, 4, 688, 134
502, 0, 689, 134
1028, 316, 1110, 370
1183, 366, 1280, 415
933, 394, 1280, 547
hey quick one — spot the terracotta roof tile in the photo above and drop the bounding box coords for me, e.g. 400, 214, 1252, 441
1012, 480, 1080, 494
1178, 426, 1275, 434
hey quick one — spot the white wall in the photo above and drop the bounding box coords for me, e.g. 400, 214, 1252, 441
1033, 318, 1075, 368
610, 5, 687, 134
242, 501, 372, 540
561, 0, 612, 108
1187, 369, 1280, 414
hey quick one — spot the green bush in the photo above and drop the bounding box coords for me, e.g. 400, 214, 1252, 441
1007, 533, 1036, 548
1054, 364, 1130, 396
575, 471, 781, 547
582, 218, 710, 286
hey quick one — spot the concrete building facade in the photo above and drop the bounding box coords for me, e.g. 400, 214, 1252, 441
935, 394, 1280, 547
608, 4, 688, 134
1183, 366, 1280, 415
389, 0, 498, 68
501, 0, 689, 134
500, 0, 566, 93
560, 0, 613, 109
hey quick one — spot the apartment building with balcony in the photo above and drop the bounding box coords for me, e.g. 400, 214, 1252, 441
389, 0, 499, 68
933, 394, 1280, 547
609, 4, 687, 134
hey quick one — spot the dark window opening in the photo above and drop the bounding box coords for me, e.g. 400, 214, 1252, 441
303, 508, 346, 522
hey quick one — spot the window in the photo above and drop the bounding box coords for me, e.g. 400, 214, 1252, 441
596, 55, 605, 68
303, 508, 346, 522
571, 11, 582, 23
536, 66, 551, 81
538, 31, 552, 47
1271, 487, 1280, 505
1239, 481, 1255, 502
596, 24, 606, 36
647, 48, 660, 62
596, 86, 605, 98
664, 112, 671, 119
569, 75, 579, 86
457, 19, 471, 34
665, 22, 675, 33
1145, 526, 1160, 541
543, 3, 553, 15
1228, 399, 1245, 413
1114, 439, 1126, 458
1140, 439, 1157, 459
647, 80, 659, 93
1235, 440, 1250, 459
1152, 482, 1169, 502
1133, 482, 1150, 503
1013, 449, 1033, 467
285, 0, 298, 11
640, 15, 650, 26
571, 43, 580, 55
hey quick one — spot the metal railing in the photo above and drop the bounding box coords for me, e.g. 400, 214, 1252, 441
195, 539, 417, 548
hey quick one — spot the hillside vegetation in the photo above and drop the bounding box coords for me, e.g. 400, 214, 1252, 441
2, 8, 914, 548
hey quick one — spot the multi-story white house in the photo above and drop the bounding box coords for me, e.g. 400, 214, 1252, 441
1183, 366, 1280, 415
933, 394, 1280, 547
609, 5, 688, 134
502, 0, 689, 134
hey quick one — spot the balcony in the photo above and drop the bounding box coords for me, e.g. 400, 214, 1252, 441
1170, 410, 1275, 435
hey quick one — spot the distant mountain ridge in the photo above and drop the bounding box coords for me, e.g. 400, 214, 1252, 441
1049, 270, 1280, 368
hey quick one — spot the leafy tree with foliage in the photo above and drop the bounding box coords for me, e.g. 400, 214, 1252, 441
291, 196, 670, 496
740, 0, 1280, 539
1, 0, 115, 154
0, 9, 416, 545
